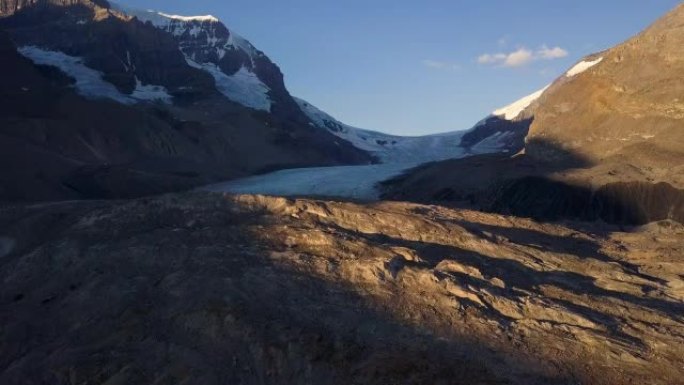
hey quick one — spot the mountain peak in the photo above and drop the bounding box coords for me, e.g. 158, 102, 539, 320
109, 2, 219, 26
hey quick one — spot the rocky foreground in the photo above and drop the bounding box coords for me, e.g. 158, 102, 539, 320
1, 193, 683, 384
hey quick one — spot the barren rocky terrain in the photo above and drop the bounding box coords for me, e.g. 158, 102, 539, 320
1, 193, 682, 384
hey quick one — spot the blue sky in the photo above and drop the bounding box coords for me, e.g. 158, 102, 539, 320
115, 0, 680, 135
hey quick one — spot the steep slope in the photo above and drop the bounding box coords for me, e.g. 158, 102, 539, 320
382, 4, 684, 225
0, 29, 215, 201
459, 87, 547, 153
1, 193, 682, 385
107, 1, 307, 120
0, 0, 373, 201
525, 4, 684, 187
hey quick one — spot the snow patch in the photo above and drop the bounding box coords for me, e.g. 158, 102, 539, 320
493, 86, 549, 120
157, 12, 219, 23
111, 1, 271, 110
111, 1, 258, 59
110, 2, 218, 27
226, 31, 259, 59
566, 57, 603, 77
18, 46, 134, 104
186, 57, 271, 111
131, 77, 173, 104
18, 46, 171, 104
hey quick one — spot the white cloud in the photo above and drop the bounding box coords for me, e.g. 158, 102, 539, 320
504, 48, 534, 67
537, 45, 569, 59
478, 45, 569, 68
477, 53, 506, 64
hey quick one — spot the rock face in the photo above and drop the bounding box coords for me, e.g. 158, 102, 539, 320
526, 4, 684, 181
0, 193, 682, 384
0, 0, 374, 202
459, 116, 533, 154
488, 178, 684, 225
382, 4, 684, 225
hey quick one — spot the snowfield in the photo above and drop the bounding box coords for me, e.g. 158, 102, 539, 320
492, 86, 548, 120
186, 58, 271, 111
111, 1, 270, 111
18, 46, 172, 104
566, 57, 603, 77
110, 2, 218, 30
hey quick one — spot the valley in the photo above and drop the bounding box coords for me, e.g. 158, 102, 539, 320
0, 1, 682, 385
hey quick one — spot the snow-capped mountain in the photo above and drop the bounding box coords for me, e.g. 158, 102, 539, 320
0, 0, 373, 201
0, 0, 555, 203
295, 97, 470, 163
295, 86, 549, 164
457, 86, 548, 154
108, 2, 277, 112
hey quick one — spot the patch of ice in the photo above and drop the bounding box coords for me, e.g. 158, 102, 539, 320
186, 57, 271, 111
18, 46, 134, 104
18, 46, 172, 105
566, 57, 603, 77
493, 86, 549, 120
131, 77, 172, 104
203, 163, 414, 200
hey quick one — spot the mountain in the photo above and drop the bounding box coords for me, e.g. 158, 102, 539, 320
0, 0, 373, 201
525, 6, 684, 186
296, 87, 546, 164
381, 4, 684, 225
296, 98, 468, 164
0, 0, 543, 203
458, 87, 546, 153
